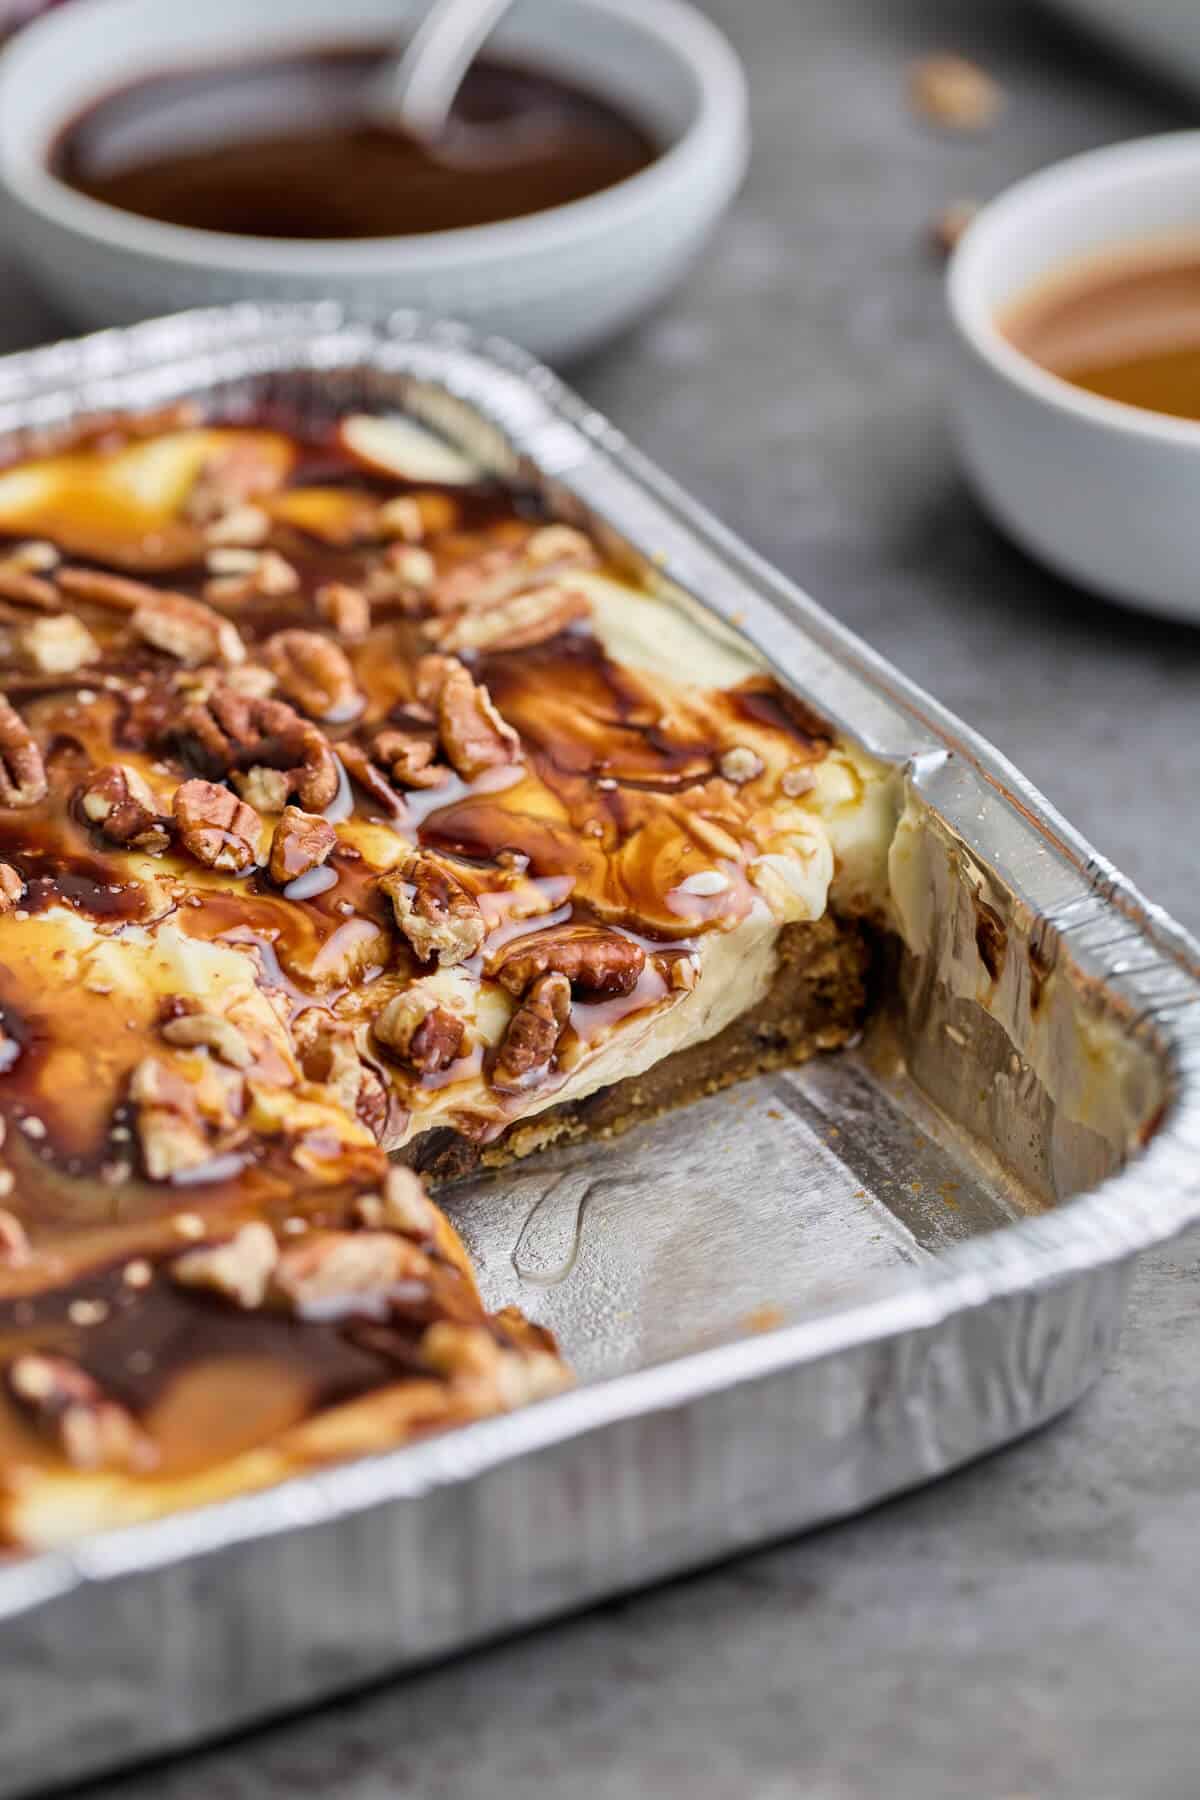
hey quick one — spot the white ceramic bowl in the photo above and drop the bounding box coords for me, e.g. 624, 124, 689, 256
0, 0, 748, 363
948, 133, 1200, 622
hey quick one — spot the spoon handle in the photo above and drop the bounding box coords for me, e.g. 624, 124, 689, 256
377, 0, 515, 140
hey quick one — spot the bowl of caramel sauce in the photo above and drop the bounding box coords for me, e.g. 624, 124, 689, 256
0, 0, 748, 362
948, 133, 1200, 621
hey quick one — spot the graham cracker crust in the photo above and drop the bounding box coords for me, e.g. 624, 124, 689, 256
408, 913, 875, 1184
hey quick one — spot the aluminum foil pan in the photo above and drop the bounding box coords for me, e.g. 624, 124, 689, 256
0, 306, 1197, 1795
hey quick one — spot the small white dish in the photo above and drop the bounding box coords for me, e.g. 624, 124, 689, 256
947, 132, 1200, 622
0, 0, 748, 363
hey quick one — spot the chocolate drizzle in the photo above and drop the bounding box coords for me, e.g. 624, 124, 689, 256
0, 411, 835, 1520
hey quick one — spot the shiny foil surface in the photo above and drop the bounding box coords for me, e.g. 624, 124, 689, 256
0, 306, 1197, 1796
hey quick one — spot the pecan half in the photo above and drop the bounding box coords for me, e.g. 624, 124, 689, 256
0, 695, 46, 808
55, 567, 245, 666
381, 853, 485, 967
173, 778, 261, 872
429, 582, 590, 654
489, 923, 645, 999
272, 1230, 430, 1313
161, 1010, 253, 1069
269, 804, 337, 886
416, 655, 520, 780
492, 971, 571, 1093
175, 686, 340, 811
264, 629, 361, 722
171, 1222, 279, 1309
315, 581, 370, 641
0, 862, 24, 911
430, 528, 595, 618
373, 987, 465, 1073
7, 1353, 155, 1471
134, 592, 245, 668
80, 763, 170, 853
55, 567, 162, 612
370, 728, 448, 790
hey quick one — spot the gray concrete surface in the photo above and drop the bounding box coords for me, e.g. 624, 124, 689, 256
27, 1, 1198, 1794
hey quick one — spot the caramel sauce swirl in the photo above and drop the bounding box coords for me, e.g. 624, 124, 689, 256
0, 414, 839, 1536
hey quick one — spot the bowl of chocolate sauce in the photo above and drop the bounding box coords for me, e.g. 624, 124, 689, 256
948, 133, 1200, 621
0, 0, 748, 361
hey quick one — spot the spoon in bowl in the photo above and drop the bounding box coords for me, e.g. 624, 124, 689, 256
367, 0, 516, 142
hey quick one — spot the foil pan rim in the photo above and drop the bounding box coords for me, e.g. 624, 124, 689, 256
0, 303, 1194, 1619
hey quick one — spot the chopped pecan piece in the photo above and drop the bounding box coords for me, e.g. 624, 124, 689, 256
337, 741, 406, 817
355, 1165, 440, 1240
4, 541, 59, 575
173, 778, 262, 872
524, 524, 598, 567
204, 549, 299, 605
429, 582, 590, 654
416, 655, 520, 780
376, 496, 424, 541
184, 439, 288, 524
7, 1353, 155, 1471
370, 727, 448, 790
373, 987, 465, 1073
203, 502, 271, 546
170, 1222, 279, 1309
175, 686, 340, 811
264, 629, 361, 721
294, 1013, 390, 1141
489, 923, 645, 999
233, 764, 290, 813
272, 1230, 430, 1313
0, 862, 24, 911
420, 1320, 568, 1407
80, 763, 170, 853
381, 852, 485, 968
909, 53, 1002, 131
0, 695, 46, 808
316, 581, 370, 641
130, 1056, 221, 1179
719, 745, 764, 785
161, 1011, 254, 1069
19, 613, 99, 674
269, 804, 337, 886
492, 969, 570, 1093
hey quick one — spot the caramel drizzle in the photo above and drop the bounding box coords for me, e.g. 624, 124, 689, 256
0, 416, 830, 1503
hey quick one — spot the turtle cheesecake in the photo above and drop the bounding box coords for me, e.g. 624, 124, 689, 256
0, 407, 897, 1544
